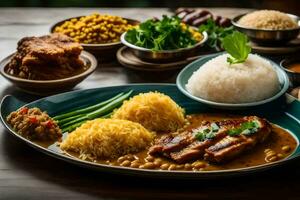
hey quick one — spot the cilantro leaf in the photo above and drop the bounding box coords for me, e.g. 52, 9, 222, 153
195, 132, 206, 141
222, 31, 251, 65
198, 19, 234, 51
195, 123, 219, 141
227, 121, 260, 136
125, 15, 198, 51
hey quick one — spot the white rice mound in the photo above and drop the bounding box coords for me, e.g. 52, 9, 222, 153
186, 54, 280, 103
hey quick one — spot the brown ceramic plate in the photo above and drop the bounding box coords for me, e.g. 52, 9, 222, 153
0, 51, 97, 96
50, 16, 140, 61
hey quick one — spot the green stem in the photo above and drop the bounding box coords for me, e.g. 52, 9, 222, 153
62, 120, 87, 133
61, 90, 132, 128
57, 113, 85, 126
62, 112, 113, 133
53, 92, 124, 120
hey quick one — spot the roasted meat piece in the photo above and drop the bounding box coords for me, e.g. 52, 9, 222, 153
6, 33, 86, 80
149, 116, 271, 163
175, 8, 232, 27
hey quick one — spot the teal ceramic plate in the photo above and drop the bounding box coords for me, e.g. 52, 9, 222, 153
176, 53, 290, 109
1, 84, 300, 179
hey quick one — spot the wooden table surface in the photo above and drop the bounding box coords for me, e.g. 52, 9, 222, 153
0, 8, 299, 200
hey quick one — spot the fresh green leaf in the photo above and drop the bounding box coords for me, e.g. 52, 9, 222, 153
125, 15, 199, 51
227, 121, 259, 136
198, 19, 234, 50
195, 123, 219, 141
195, 132, 206, 141
227, 128, 242, 136
206, 132, 216, 139
211, 122, 219, 132
222, 31, 251, 64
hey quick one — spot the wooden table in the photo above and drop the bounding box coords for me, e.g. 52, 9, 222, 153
0, 8, 299, 200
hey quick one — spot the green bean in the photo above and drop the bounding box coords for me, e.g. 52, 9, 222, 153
62, 112, 112, 132
57, 113, 85, 125
61, 90, 132, 127
53, 92, 124, 120
62, 120, 87, 133
87, 90, 132, 119
102, 112, 112, 118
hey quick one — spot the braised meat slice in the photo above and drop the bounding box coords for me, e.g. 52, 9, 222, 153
6, 33, 85, 80
205, 117, 271, 162
149, 116, 271, 163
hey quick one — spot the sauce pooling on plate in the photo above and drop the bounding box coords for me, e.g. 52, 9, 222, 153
38, 114, 297, 172
288, 63, 300, 73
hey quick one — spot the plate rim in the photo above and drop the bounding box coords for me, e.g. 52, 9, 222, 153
1, 83, 299, 178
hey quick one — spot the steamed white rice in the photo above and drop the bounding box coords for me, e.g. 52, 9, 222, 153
186, 54, 280, 103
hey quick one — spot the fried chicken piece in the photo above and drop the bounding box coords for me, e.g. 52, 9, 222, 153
7, 33, 85, 80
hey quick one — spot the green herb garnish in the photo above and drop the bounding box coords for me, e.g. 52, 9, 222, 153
227, 121, 259, 136
195, 122, 219, 141
198, 19, 234, 51
222, 31, 251, 65
195, 120, 259, 141
125, 15, 199, 51
195, 132, 206, 141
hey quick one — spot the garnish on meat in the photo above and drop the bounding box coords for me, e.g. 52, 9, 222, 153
149, 116, 271, 163
6, 107, 62, 141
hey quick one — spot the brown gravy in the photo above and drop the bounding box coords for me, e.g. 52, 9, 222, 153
288, 63, 300, 73
37, 114, 298, 171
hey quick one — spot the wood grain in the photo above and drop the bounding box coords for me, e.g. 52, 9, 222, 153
1, 8, 299, 200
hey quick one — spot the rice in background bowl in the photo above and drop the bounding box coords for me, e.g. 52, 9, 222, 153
186, 54, 280, 104
238, 10, 298, 30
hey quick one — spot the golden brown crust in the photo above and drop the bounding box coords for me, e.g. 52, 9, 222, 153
7, 33, 85, 80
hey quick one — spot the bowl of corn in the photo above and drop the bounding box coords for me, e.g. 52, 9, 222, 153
51, 13, 140, 61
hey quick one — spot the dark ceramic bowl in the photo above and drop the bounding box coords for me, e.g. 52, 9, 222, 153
50, 16, 140, 62
232, 13, 300, 45
280, 57, 300, 86
0, 51, 97, 96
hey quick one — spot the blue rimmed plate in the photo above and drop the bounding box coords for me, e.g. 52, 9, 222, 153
0, 84, 300, 179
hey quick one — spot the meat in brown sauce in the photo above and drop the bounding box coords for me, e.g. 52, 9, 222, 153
149, 116, 271, 163
36, 114, 296, 171
6, 33, 87, 80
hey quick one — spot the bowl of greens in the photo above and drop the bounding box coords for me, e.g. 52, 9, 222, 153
120, 15, 207, 62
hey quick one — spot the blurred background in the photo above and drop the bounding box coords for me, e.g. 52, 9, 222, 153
1, 0, 300, 15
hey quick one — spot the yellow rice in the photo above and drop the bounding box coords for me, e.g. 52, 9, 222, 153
60, 119, 153, 159
112, 92, 185, 132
